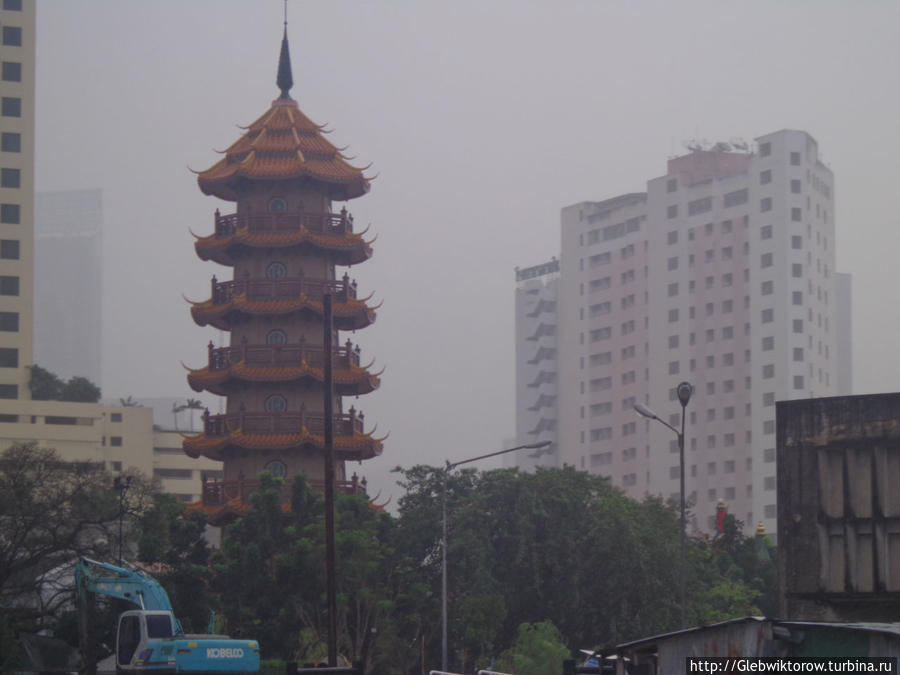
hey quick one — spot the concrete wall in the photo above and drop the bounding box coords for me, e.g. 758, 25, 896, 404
777, 393, 900, 620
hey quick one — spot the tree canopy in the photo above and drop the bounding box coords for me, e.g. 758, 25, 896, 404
27, 365, 101, 403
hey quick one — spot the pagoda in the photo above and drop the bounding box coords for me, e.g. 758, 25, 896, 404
184, 29, 383, 523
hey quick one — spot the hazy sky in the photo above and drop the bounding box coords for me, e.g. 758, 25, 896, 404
35, 1, 900, 504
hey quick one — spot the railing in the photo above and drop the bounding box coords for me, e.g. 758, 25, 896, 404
207, 338, 362, 371
201, 407, 366, 437
209, 273, 357, 304
201, 472, 368, 506
214, 207, 354, 238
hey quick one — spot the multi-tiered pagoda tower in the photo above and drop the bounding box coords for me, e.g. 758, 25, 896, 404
184, 30, 382, 522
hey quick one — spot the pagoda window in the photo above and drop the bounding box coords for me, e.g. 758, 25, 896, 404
266, 261, 287, 279
265, 460, 287, 477
268, 197, 287, 213
265, 394, 287, 412
267, 329, 287, 345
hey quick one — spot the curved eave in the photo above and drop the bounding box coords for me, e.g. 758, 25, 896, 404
197, 170, 369, 203
182, 429, 383, 462
190, 297, 376, 331
194, 231, 372, 267
187, 364, 380, 396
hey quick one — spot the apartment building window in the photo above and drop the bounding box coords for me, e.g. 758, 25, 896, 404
669, 466, 679, 480
764, 447, 776, 462
791, 207, 802, 221
589, 252, 611, 267
0, 384, 17, 399
667, 230, 678, 244
790, 151, 801, 166
590, 427, 612, 441
688, 197, 712, 216
0, 312, 18, 331
154, 468, 193, 480
705, 302, 714, 317
3, 0, 24, 10
791, 179, 802, 194
668, 309, 679, 322
668, 361, 680, 375
707, 435, 716, 449
760, 169, 772, 185
793, 375, 805, 389
590, 377, 612, 392
706, 408, 715, 421
590, 402, 612, 416
762, 364, 774, 379
668, 335, 679, 349
589, 277, 611, 292
590, 327, 612, 342
705, 329, 715, 342
110, 436, 123, 447
622, 371, 636, 385
621, 294, 635, 309
724, 433, 735, 447
622, 447, 637, 461
721, 220, 733, 233
667, 256, 678, 271
722, 273, 732, 286
621, 244, 634, 259
1, 97, 21, 117
761, 224, 772, 240
591, 452, 612, 468
589, 302, 611, 317
0, 276, 18, 295
723, 353, 734, 366
0, 239, 19, 259
0, 204, 19, 223
760, 197, 772, 212
723, 188, 748, 208
2, 26, 22, 46
793, 319, 803, 333
667, 205, 678, 219
761, 280, 773, 295
762, 336, 774, 351
0, 347, 17, 367
0, 133, 20, 153
791, 235, 802, 249
760, 252, 772, 268
689, 332, 695, 345
622, 473, 637, 487
723, 380, 734, 393
792, 263, 803, 278
722, 326, 733, 339
667, 178, 677, 193
759, 142, 771, 157
0, 168, 20, 188
589, 352, 612, 366
705, 249, 714, 262
764, 476, 777, 491
1, 62, 21, 82
621, 345, 635, 359
622, 422, 636, 436
621, 320, 635, 335
722, 246, 733, 259
792, 291, 803, 305
110, 412, 123, 422
621, 269, 635, 284
763, 392, 775, 406
761, 308, 773, 323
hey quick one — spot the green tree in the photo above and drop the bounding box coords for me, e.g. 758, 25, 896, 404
495, 621, 570, 675
27, 364, 63, 400
60, 376, 101, 403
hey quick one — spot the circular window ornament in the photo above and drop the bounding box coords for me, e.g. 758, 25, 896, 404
267, 329, 287, 345
264, 395, 287, 412
268, 197, 287, 213
266, 261, 287, 279
264, 460, 286, 478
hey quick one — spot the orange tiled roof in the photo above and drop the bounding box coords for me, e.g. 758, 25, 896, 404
182, 428, 383, 462
197, 98, 370, 202
187, 362, 381, 396
190, 296, 377, 332
195, 228, 372, 267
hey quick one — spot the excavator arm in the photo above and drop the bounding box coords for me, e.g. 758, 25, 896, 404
75, 557, 183, 632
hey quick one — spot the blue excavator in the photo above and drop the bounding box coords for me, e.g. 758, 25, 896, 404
75, 557, 259, 675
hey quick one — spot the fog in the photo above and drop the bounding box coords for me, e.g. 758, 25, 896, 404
35, 1, 900, 503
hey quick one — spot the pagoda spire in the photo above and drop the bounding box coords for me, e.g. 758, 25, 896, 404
276, 21, 293, 99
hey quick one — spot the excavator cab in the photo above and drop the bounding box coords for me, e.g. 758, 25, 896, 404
116, 611, 175, 671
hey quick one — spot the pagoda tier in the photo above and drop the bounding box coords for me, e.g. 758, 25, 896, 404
196, 97, 370, 202
194, 207, 373, 267
189, 273, 377, 331
182, 407, 383, 462
187, 338, 381, 396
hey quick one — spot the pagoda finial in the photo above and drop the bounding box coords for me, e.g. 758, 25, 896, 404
276, 3, 294, 99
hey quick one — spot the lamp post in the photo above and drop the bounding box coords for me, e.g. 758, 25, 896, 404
113, 475, 133, 565
634, 381, 692, 629
440, 439, 551, 672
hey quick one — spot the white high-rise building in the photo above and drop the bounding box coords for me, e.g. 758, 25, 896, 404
511, 258, 560, 469
520, 130, 850, 537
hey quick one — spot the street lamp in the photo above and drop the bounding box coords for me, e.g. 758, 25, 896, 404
113, 475, 133, 565
634, 381, 692, 629
440, 440, 551, 671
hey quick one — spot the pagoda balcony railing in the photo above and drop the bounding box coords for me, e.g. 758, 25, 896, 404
209, 272, 357, 305
201, 407, 366, 437
214, 206, 355, 238
201, 472, 368, 507
207, 338, 362, 371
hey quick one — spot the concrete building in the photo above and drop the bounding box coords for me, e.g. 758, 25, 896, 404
0, 3, 219, 505
34, 189, 103, 384
0, 0, 35, 402
777, 393, 900, 622
511, 258, 560, 470
529, 130, 851, 536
